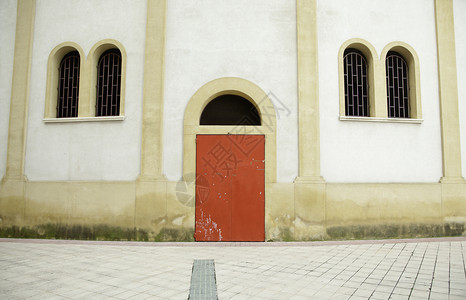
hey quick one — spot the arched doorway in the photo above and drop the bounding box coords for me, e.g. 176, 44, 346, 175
197, 94, 263, 241
183, 78, 277, 241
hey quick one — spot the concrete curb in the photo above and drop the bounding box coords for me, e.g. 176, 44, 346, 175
1, 236, 465, 247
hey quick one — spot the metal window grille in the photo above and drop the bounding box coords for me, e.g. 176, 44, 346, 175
96, 49, 121, 116
386, 52, 409, 118
57, 51, 80, 118
344, 49, 369, 117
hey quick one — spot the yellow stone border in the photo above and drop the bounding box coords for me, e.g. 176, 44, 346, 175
43, 116, 125, 123
435, 0, 465, 183
44, 42, 85, 119
339, 116, 423, 124
295, 0, 324, 183
338, 39, 423, 120
4, 0, 35, 181
338, 38, 381, 117
44, 39, 127, 119
381, 41, 422, 119
183, 77, 277, 183
87, 39, 127, 117
139, 0, 167, 181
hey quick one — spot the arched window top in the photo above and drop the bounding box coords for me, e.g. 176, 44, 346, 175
386, 51, 407, 63
340, 39, 378, 64
98, 48, 121, 64
200, 94, 261, 126
344, 48, 367, 61
60, 50, 80, 65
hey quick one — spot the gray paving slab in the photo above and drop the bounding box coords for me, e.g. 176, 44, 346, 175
0, 237, 465, 299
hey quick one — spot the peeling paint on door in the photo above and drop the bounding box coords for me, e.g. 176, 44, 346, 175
195, 135, 265, 241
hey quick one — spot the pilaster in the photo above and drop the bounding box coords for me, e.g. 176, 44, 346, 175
295, 0, 324, 183
435, 0, 465, 183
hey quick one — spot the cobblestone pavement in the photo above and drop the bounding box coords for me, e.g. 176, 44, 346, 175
0, 237, 465, 299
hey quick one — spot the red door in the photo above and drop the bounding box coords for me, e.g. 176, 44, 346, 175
195, 135, 265, 241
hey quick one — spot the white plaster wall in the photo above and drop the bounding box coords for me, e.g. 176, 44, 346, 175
26, 0, 146, 181
0, 0, 17, 180
163, 0, 298, 182
318, 0, 443, 183
454, 0, 466, 179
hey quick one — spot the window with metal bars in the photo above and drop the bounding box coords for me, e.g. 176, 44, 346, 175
96, 49, 122, 116
57, 51, 80, 118
344, 48, 369, 117
386, 51, 409, 118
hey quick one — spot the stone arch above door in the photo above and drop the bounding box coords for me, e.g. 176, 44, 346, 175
183, 77, 277, 183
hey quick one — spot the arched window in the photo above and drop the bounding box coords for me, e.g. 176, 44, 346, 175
57, 51, 80, 118
200, 94, 261, 125
344, 48, 369, 117
386, 51, 409, 118
96, 49, 122, 116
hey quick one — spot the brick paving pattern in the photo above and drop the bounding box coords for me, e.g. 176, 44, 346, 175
0, 238, 465, 299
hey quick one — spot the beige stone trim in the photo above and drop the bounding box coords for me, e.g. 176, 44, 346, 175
0, 178, 465, 239
183, 77, 277, 183
435, 0, 465, 182
0, 179, 463, 240
339, 116, 423, 124
87, 39, 127, 117
381, 41, 422, 119
338, 38, 381, 117
44, 42, 85, 119
44, 39, 126, 120
338, 39, 423, 120
4, 0, 35, 181
295, 0, 324, 183
43, 116, 125, 123
325, 183, 443, 225
183, 77, 277, 239
139, 0, 167, 181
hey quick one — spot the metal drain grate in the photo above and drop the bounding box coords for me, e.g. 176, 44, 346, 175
188, 259, 218, 300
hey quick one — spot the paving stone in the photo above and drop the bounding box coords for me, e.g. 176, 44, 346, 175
0, 238, 465, 299
450, 288, 466, 297
352, 288, 374, 297
449, 295, 466, 300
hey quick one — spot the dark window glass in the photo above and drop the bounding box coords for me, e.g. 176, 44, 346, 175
57, 51, 80, 118
200, 94, 261, 125
96, 49, 122, 116
386, 52, 409, 118
344, 48, 369, 117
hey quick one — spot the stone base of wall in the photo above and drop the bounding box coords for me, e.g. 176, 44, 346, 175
1, 178, 465, 241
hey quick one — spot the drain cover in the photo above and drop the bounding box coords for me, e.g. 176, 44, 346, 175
188, 259, 218, 300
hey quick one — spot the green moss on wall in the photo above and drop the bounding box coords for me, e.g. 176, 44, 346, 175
1, 222, 462, 242
326, 223, 462, 240
0, 224, 149, 241
266, 227, 295, 242
153, 227, 194, 242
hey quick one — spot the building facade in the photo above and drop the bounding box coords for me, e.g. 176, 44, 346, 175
0, 0, 465, 241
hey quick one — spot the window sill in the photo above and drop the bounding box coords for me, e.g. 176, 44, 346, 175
339, 116, 423, 124
43, 116, 125, 123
